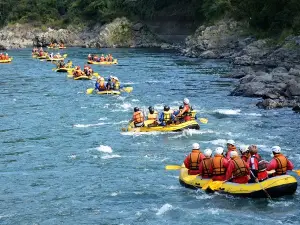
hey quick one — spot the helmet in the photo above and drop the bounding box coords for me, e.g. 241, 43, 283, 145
271, 146, 281, 154
239, 145, 249, 154
248, 145, 258, 154
192, 143, 200, 150
179, 105, 184, 110
215, 147, 224, 155
230, 151, 238, 158
164, 105, 170, 111
227, 140, 235, 145
134, 107, 139, 112
148, 106, 154, 113
183, 98, 189, 104
204, 148, 212, 157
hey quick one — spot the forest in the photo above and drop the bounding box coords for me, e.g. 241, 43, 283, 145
1, 0, 300, 36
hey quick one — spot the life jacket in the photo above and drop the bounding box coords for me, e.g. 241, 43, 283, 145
212, 155, 226, 176
241, 154, 250, 163
274, 154, 288, 175
148, 111, 158, 120
100, 56, 105, 62
190, 110, 197, 120
201, 157, 213, 177
189, 150, 202, 170
108, 56, 113, 62
133, 111, 144, 123
232, 157, 249, 177
5, 55, 9, 60
163, 111, 172, 122
99, 81, 105, 89
114, 81, 120, 90
182, 104, 192, 117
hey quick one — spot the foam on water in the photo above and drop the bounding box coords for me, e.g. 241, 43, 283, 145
73, 122, 106, 128
245, 112, 262, 116
96, 145, 113, 153
131, 99, 139, 102
98, 117, 108, 121
214, 109, 241, 115
205, 139, 228, 146
101, 154, 121, 159
156, 203, 173, 216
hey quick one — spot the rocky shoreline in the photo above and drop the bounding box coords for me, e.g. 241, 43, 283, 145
181, 19, 300, 112
1, 17, 300, 112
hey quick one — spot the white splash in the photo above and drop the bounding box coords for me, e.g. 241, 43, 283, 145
132, 99, 140, 102
245, 113, 262, 116
214, 109, 241, 115
98, 117, 108, 121
101, 154, 121, 159
73, 122, 105, 128
156, 204, 173, 216
207, 139, 228, 145
96, 145, 113, 153
68, 154, 77, 159
81, 106, 87, 109
110, 192, 120, 196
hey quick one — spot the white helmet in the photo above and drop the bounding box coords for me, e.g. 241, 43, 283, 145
239, 145, 249, 153
204, 148, 212, 157
230, 151, 238, 158
271, 146, 281, 154
192, 143, 200, 150
215, 147, 224, 155
183, 98, 189, 104
227, 140, 235, 145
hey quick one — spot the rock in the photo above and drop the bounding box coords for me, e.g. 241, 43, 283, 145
292, 104, 300, 113
287, 81, 300, 96
289, 68, 300, 76
272, 67, 288, 74
200, 50, 216, 58
132, 23, 144, 31
256, 98, 283, 109
0, 44, 6, 50
231, 82, 266, 97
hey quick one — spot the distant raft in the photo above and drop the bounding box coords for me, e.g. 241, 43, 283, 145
123, 120, 200, 132
87, 59, 118, 65
54, 68, 74, 72
0, 57, 13, 63
97, 90, 121, 95
179, 164, 297, 198
73, 75, 93, 80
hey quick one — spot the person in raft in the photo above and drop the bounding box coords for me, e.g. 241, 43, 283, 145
176, 98, 192, 121
225, 151, 250, 184
95, 77, 106, 91
130, 107, 144, 128
225, 140, 238, 160
198, 148, 213, 178
240, 145, 251, 163
267, 146, 294, 177
146, 106, 158, 127
184, 143, 205, 175
158, 105, 175, 126
211, 147, 229, 181
248, 145, 268, 182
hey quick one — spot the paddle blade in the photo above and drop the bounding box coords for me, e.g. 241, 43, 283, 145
293, 170, 300, 176
86, 88, 94, 94
199, 118, 208, 124
93, 73, 100, 78
165, 165, 182, 170
63, 54, 67, 58
67, 70, 73, 75
209, 181, 225, 191
202, 179, 213, 190
122, 87, 133, 93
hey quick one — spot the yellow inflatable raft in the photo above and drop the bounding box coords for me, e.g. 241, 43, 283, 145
46, 57, 65, 61
97, 90, 121, 95
54, 68, 74, 72
87, 59, 118, 65
0, 58, 13, 63
123, 120, 200, 132
179, 165, 297, 198
73, 75, 92, 80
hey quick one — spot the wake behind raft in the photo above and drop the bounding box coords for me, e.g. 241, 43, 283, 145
179, 164, 297, 198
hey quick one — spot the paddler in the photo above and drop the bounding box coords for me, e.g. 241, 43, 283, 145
226, 151, 250, 184
108, 54, 113, 62
88, 54, 92, 60
176, 98, 192, 121
211, 147, 229, 181
239, 145, 251, 162
146, 106, 158, 127
111, 77, 121, 90
95, 77, 106, 91
130, 107, 144, 128
100, 54, 105, 62
173, 105, 184, 123
66, 60, 72, 68
158, 105, 175, 126
225, 140, 238, 160
184, 143, 205, 175
106, 78, 113, 90
5, 53, 9, 60
199, 148, 213, 178
267, 146, 294, 176
58, 60, 65, 68
248, 145, 268, 182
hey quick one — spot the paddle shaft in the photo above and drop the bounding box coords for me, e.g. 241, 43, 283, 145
250, 170, 272, 200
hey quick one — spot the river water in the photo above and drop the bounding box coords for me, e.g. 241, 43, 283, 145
1, 48, 299, 224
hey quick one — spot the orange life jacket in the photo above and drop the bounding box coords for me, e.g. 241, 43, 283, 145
212, 155, 226, 176
232, 157, 249, 177
274, 154, 288, 175
189, 150, 202, 170
5, 55, 9, 60
99, 81, 105, 88
201, 157, 213, 177
133, 111, 144, 123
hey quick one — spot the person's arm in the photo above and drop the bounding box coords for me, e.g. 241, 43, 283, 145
287, 159, 294, 170
266, 159, 276, 171
225, 162, 233, 180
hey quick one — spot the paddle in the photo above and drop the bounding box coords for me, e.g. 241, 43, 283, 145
121, 87, 133, 93
250, 170, 272, 200
293, 170, 300, 176
86, 88, 94, 94
165, 165, 182, 170
199, 118, 208, 124
201, 179, 213, 190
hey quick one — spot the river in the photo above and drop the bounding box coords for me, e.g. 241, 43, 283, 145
1, 48, 299, 224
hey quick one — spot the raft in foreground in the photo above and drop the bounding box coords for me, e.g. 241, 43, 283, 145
123, 120, 200, 132
179, 165, 297, 198
0, 58, 13, 63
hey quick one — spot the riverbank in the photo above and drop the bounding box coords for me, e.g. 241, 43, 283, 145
0, 17, 172, 50
182, 19, 300, 112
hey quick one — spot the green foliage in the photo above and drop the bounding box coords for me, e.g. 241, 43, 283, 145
0, 0, 300, 37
